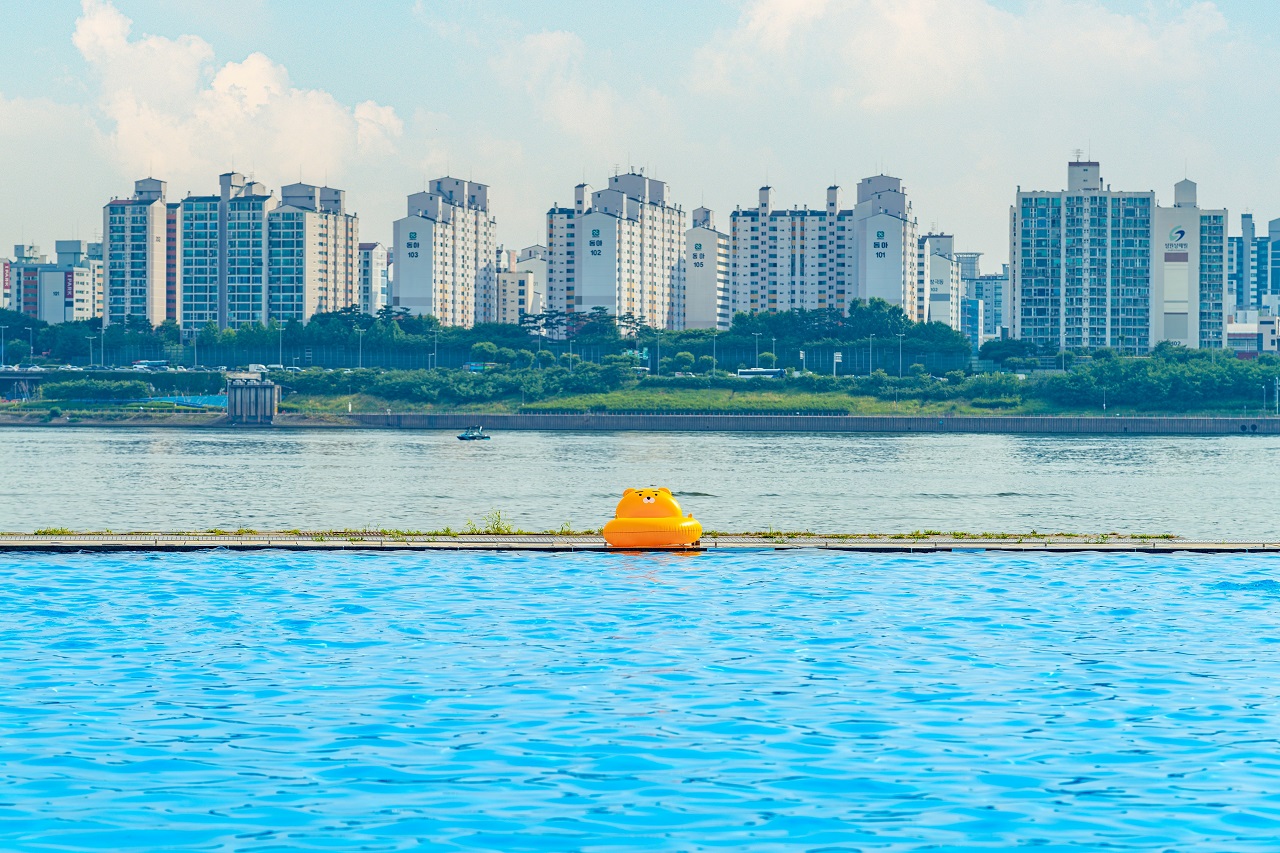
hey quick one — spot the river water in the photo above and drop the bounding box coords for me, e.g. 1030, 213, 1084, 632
1, 427, 1275, 538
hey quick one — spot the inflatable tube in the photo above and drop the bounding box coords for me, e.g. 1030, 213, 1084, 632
603, 487, 703, 548
603, 516, 703, 549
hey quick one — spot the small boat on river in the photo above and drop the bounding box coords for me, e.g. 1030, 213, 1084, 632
457, 425, 491, 441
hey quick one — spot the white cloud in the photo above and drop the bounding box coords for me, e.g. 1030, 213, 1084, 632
72, 0, 403, 190
688, 0, 1243, 258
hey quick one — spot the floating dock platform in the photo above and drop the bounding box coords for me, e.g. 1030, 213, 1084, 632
0, 533, 1277, 554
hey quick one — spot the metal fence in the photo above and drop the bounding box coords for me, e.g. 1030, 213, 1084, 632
75, 343, 968, 375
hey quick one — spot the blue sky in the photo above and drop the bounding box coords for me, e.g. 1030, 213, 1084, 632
3, 0, 1279, 264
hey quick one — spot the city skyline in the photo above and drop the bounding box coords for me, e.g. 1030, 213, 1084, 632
2, 0, 1278, 264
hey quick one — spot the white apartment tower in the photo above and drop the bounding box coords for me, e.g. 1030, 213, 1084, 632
6, 242, 102, 325
1151, 179, 1226, 348
391, 178, 496, 328
268, 183, 359, 322
492, 246, 545, 324
917, 233, 962, 329
358, 243, 389, 315
1011, 161, 1154, 353
727, 178, 920, 320
685, 207, 729, 329
850, 176, 921, 319
546, 171, 686, 330
728, 186, 849, 317
103, 178, 171, 326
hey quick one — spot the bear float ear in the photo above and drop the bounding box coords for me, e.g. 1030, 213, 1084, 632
623, 488, 636, 497
659, 488, 672, 496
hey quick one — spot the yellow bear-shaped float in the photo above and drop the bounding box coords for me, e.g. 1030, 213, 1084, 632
602, 487, 703, 548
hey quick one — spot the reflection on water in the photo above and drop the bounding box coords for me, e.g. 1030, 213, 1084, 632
0, 427, 1276, 537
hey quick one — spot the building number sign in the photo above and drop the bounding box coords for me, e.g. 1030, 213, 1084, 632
406, 231, 420, 259
692, 242, 705, 268
874, 230, 886, 259
590, 228, 602, 256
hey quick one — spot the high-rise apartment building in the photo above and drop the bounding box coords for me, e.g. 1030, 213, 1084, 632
1011, 160, 1153, 353
726, 178, 921, 321
685, 207, 729, 329
545, 172, 685, 330
1227, 213, 1279, 311
392, 178, 495, 328
6, 242, 101, 325
917, 233, 962, 328
491, 246, 544, 324
850, 176, 921, 319
103, 178, 173, 327
1151, 179, 1226, 348
269, 183, 359, 322
728, 186, 850, 317
358, 243, 389, 315
180, 173, 358, 332
179, 173, 275, 333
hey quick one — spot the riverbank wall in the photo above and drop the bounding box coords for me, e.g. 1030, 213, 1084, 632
348, 413, 1280, 435
3, 412, 1278, 434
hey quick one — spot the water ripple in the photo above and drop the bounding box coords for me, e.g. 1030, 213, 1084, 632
2, 550, 1280, 850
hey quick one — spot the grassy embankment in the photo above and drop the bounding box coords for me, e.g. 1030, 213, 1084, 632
278, 387, 1271, 417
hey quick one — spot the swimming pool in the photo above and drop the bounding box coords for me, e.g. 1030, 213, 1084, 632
3, 549, 1279, 850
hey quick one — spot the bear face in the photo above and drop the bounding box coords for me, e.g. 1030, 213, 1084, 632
614, 487, 685, 519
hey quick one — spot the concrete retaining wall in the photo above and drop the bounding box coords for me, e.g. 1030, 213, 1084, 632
348, 413, 1280, 435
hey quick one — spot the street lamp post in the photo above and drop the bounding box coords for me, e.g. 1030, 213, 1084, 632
752, 332, 761, 368
711, 331, 717, 380
897, 332, 905, 377
278, 323, 283, 366
868, 333, 875, 378
433, 328, 439, 370
86, 336, 95, 367
772, 336, 776, 367
99, 330, 105, 367
26, 328, 34, 364
355, 328, 365, 369
0, 326, 8, 368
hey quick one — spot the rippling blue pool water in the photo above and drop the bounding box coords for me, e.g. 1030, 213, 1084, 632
3, 550, 1280, 851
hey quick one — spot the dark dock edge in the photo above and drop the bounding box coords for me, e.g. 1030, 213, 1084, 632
1, 534, 1277, 554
